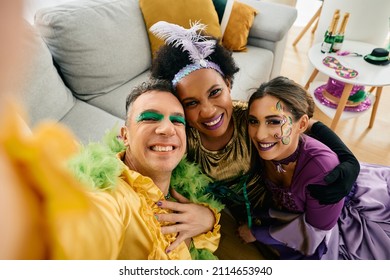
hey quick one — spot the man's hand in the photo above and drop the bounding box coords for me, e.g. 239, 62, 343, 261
155, 189, 215, 252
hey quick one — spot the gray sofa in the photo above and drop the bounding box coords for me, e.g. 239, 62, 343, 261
19, 0, 297, 143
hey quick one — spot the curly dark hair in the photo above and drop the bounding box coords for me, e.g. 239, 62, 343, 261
150, 36, 240, 87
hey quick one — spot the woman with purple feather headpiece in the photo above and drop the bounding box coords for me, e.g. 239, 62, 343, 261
149, 20, 361, 260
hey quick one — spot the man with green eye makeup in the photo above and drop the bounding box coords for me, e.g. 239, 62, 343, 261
48, 79, 222, 260
118, 80, 221, 259
0, 1, 220, 260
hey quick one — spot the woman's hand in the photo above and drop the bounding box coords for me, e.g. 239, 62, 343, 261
155, 189, 215, 252
237, 224, 256, 243
306, 120, 359, 204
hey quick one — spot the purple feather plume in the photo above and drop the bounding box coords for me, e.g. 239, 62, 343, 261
150, 21, 217, 63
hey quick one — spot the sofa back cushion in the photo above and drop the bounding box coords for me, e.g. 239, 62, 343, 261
18, 23, 75, 126
139, 0, 222, 57
34, 0, 151, 101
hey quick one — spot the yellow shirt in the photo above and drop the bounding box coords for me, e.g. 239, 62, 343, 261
0, 106, 220, 259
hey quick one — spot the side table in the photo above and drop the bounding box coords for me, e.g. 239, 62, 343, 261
304, 40, 390, 130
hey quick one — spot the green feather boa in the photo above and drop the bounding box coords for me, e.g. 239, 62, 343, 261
68, 127, 224, 212
67, 127, 223, 260
67, 127, 125, 190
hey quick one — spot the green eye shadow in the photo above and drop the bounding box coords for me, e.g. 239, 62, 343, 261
136, 111, 163, 122
169, 115, 186, 125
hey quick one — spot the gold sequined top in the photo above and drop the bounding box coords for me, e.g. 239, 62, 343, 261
186, 101, 267, 213
187, 100, 252, 181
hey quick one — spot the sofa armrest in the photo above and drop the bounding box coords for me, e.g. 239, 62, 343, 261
241, 0, 297, 42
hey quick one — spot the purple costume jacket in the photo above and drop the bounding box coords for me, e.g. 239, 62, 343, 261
251, 134, 390, 259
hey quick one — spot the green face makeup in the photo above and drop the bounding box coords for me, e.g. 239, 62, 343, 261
136, 111, 163, 122
169, 115, 186, 126
136, 111, 186, 126
273, 101, 293, 145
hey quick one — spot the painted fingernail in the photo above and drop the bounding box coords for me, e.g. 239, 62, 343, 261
157, 201, 162, 206
166, 249, 171, 254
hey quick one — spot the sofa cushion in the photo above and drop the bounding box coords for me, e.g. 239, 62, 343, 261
87, 71, 150, 119
231, 45, 273, 101
240, 0, 297, 42
60, 100, 124, 144
34, 0, 151, 101
221, 0, 258, 51
18, 23, 75, 126
139, 0, 222, 57
212, 0, 227, 22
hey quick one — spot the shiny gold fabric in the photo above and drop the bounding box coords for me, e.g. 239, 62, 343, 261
186, 100, 267, 210
187, 100, 252, 182
186, 100, 273, 260
0, 107, 220, 259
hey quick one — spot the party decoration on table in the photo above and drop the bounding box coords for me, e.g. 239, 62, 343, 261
322, 56, 358, 79
332, 12, 350, 52
320, 10, 340, 53
336, 50, 362, 57
364, 48, 390, 66
314, 77, 371, 112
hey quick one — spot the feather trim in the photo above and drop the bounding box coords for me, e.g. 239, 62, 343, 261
102, 124, 125, 153
189, 243, 218, 260
67, 127, 124, 190
171, 157, 224, 212
68, 126, 224, 212
150, 21, 216, 64
67, 142, 123, 191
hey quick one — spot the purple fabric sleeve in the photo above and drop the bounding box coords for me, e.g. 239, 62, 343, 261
256, 135, 345, 258
291, 135, 344, 230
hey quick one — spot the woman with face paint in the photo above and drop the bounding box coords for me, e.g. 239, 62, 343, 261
150, 21, 360, 259
238, 76, 390, 259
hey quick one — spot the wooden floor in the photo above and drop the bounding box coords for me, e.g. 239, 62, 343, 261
280, 26, 390, 165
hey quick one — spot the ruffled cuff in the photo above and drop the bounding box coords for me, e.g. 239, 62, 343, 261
192, 207, 221, 253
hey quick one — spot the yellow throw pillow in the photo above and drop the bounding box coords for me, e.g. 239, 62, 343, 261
139, 0, 222, 57
221, 0, 258, 51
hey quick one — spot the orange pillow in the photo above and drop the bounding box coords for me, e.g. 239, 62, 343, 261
221, 0, 258, 51
139, 0, 222, 57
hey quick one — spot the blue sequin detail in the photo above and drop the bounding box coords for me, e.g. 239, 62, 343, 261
172, 60, 224, 88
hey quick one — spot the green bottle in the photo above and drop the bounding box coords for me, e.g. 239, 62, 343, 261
321, 13, 339, 53
333, 13, 350, 52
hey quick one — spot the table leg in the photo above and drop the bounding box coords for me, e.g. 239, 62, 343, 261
368, 87, 383, 128
330, 83, 353, 130
304, 68, 319, 90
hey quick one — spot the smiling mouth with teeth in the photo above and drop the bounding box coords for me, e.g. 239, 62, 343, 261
259, 143, 274, 148
151, 145, 174, 152
258, 142, 276, 151
204, 114, 222, 127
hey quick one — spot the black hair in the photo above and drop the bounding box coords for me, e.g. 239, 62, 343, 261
125, 79, 175, 118
150, 36, 239, 87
